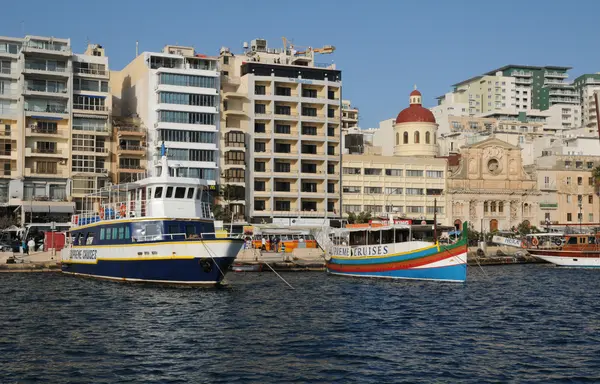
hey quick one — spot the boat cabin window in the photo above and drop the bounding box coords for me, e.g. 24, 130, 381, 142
147, 187, 152, 199
589, 237, 596, 244
118, 227, 125, 239
154, 187, 163, 198
175, 187, 186, 198
168, 224, 180, 234
132, 221, 162, 241
187, 188, 194, 199
112, 227, 118, 240
185, 224, 196, 237
77, 233, 84, 245
106, 227, 112, 240
196, 187, 203, 200
166, 187, 173, 198
567, 237, 578, 245
579, 237, 587, 244
100, 228, 105, 240
86, 232, 94, 245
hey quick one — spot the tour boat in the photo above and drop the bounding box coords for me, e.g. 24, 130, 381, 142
525, 232, 600, 267
325, 220, 468, 282
61, 151, 244, 285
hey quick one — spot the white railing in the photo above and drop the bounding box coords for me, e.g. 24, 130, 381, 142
134, 233, 188, 242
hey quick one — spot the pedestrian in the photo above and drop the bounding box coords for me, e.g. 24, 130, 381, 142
22, 239, 28, 255
274, 236, 280, 252
261, 236, 266, 251
28, 238, 36, 253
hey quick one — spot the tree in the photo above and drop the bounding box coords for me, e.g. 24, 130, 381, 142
211, 204, 232, 221
216, 184, 244, 221
347, 211, 372, 224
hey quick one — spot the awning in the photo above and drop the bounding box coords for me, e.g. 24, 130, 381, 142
79, 94, 106, 99
31, 116, 64, 120
23, 204, 75, 213
73, 114, 108, 119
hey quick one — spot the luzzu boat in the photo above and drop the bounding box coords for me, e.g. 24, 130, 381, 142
326, 220, 468, 282
60, 152, 244, 286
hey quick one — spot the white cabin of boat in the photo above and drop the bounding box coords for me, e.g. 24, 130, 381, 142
72, 155, 212, 226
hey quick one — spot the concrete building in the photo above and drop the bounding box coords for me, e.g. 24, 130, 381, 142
371, 118, 395, 156
341, 99, 358, 130
431, 91, 468, 136
573, 73, 600, 131
71, 44, 112, 211
535, 154, 600, 227
447, 137, 539, 233
111, 115, 147, 184
111, 45, 220, 189
218, 38, 342, 225
446, 73, 517, 115
342, 89, 448, 225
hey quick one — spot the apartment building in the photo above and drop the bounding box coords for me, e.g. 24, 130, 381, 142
0, 35, 79, 224
535, 154, 600, 227
341, 99, 358, 129
71, 44, 112, 210
447, 73, 517, 115
111, 115, 147, 184
573, 73, 600, 131
111, 45, 220, 190
219, 38, 342, 225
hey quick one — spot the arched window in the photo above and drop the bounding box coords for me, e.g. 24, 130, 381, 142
491, 202, 496, 212
499, 202, 504, 213
396, 132, 399, 145
414, 131, 420, 144
403, 131, 408, 144
484, 202, 489, 212
425, 131, 431, 144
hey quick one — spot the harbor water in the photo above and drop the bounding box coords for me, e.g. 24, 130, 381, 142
2, 265, 600, 383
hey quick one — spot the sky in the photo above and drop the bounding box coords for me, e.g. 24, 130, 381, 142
4, 0, 600, 128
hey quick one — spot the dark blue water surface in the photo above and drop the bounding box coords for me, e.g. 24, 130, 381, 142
2, 265, 600, 383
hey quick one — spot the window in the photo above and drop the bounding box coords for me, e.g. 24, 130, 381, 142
567, 195, 572, 203
578, 177, 583, 186
275, 105, 291, 115
255, 103, 267, 114
565, 161, 572, 168
566, 177, 571, 185
301, 125, 317, 135
159, 93, 216, 107
275, 87, 291, 96
187, 188, 194, 199
254, 141, 266, 152
174, 187, 186, 198
427, 206, 443, 214
255, 85, 266, 95
159, 73, 216, 88
118, 227, 125, 240
406, 170, 423, 177
406, 206, 424, 213
364, 187, 382, 194
385, 169, 402, 177
254, 200, 266, 211
254, 161, 266, 172
426, 170, 443, 178
277, 143, 292, 153
403, 132, 408, 144
499, 202, 504, 213
105, 228, 112, 240
364, 205, 383, 213
396, 133, 399, 145
223, 56, 229, 65
590, 177, 595, 186
275, 182, 291, 192
590, 195, 594, 204
414, 131, 420, 144
343, 186, 361, 193
303, 88, 317, 98
343, 168, 361, 175
275, 162, 291, 173
112, 227, 118, 240
154, 187, 163, 198
254, 180, 266, 191
328, 108, 335, 118
587, 162, 594, 169
100, 228, 105, 240
406, 188, 424, 195
364, 168, 382, 176
426, 189, 443, 195
158, 111, 215, 125
275, 200, 291, 211
578, 195, 583, 204
166, 187, 173, 198
576, 161, 583, 169
328, 127, 335, 137
302, 107, 317, 117
425, 131, 431, 144
344, 205, 361, 213
275, 124, 291, 134
255, 123, 266, 133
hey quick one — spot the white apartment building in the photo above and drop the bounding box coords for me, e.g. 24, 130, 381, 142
573, 74, 600, 131
219, 38, 342, 225
111, 45, 220, 188
341, 99, 358, 130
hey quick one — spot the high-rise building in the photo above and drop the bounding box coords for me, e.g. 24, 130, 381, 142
219, 38, 342, 225
573, 73, 600, 132
71, 43, 112, 211
110, 45, 220, 190
341, 100, 358, 129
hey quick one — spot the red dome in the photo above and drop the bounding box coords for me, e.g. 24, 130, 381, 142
395, 106, 436, 124
410, 89, 422, 96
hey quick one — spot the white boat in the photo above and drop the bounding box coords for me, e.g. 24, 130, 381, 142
525, 232, 600, 267
60, 151, 244, 285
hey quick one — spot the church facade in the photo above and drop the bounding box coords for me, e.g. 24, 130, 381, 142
447, 137, 540, 232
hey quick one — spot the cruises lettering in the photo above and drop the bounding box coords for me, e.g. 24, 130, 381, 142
352, 245, 389, 257
331, 247, 350, 256
70, 249, 98, 260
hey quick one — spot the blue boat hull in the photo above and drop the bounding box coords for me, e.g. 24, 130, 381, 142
327, 264, 467, 282
61, 256, 237, 285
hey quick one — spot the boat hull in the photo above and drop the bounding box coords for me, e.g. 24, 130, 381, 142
527, 250, 600, 268
61, 239, 244, 285
326, 242, 467, 283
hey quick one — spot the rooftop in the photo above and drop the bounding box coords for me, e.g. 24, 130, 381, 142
484, 64, 572, 75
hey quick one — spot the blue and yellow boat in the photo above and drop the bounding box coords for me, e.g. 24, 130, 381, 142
61, 154, 244, 286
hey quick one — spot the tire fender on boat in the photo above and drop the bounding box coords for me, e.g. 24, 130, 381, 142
200, 258, 212, 273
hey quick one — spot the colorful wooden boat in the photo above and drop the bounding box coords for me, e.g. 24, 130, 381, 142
326, 221, 468, 282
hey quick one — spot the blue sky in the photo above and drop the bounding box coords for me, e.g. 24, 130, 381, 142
4, 0, 600, 128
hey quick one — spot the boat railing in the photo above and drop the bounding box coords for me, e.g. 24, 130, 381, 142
72, 200, 149, 226
134, 233, 188, 242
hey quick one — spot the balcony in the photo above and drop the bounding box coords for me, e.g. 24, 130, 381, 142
26, 147, 68, 158
549, 90, 578, 96
23, 64, 70, 77
545, 72, 568, 78
72, 147, 110, 156
254, 111, 273, 119
25, 168, 68, 178
73, 104, 109, 115
116, 125, 146, 137
0, 150, 14, 159
515, 78, 533, 85
73, 167, 109, 175
0, 89, 17, 99
301, 113, 326, 122
22, 42, 72, 56
540, 183, 557, 191
117, 145, 146, 156
73, 67, 108, 78
511, 71, 533, 77
550, 97, 579, 104
24, 105, 69, 119
223, 91, 248, 99
24, 85, 69, 99
0, 68, 16, 80
222, 75, 241, 86
26, 125, 69, 138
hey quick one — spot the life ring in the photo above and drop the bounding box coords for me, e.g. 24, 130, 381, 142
554, 237, 563, 246
521, 240, 527, 249
531, 237, 539, 246
99, 207, 105, 220
119, 204, 127, 218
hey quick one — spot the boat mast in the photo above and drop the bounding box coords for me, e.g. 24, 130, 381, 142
433, 198, 438, 243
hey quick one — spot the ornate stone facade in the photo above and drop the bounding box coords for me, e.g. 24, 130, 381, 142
447, 137, 539, 232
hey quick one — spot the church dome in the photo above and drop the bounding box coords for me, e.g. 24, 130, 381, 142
395, 88, 436, 124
